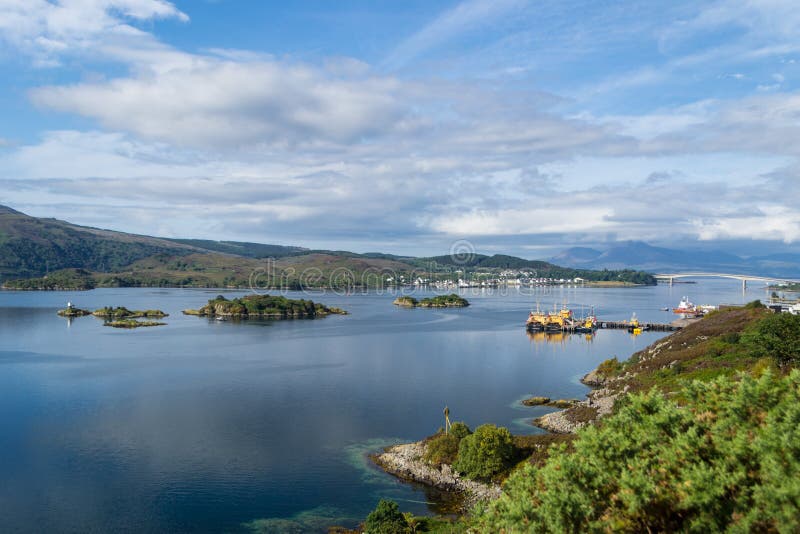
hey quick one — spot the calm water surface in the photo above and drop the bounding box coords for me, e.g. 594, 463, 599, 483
0, 281, 764, 532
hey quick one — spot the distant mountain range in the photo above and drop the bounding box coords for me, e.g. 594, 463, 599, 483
551, 241, 800, 279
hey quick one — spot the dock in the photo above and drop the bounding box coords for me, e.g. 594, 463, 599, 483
528, 320, 685, 333
596, 321, 681, 332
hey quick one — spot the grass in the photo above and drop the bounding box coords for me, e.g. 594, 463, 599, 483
596, 305, 773, 397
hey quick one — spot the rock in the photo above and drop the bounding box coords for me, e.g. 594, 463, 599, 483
372, 441, 502, 510
521, 396, 550, 406
545, 399, 580, 409
581, 369, 605, 387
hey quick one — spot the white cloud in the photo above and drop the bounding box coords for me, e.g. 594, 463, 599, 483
31, 60, 405, 147
692, 206, 800, 243
0, 0, 187, 66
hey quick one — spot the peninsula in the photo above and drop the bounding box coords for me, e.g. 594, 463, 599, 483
183, 294, 347, 319
366, 302, 800, 532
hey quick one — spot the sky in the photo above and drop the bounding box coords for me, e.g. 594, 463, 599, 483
1, 0, 800, 258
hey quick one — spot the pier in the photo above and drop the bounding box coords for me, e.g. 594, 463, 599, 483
596, 320, 681, 332
527, 320, 683, 333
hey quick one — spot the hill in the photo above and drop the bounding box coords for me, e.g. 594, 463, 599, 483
0, 206, 197, 280
164, 239, 307, 259
0, 205, 655, 289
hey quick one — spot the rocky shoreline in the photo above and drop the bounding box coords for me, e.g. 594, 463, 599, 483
531, 372, 625, 434
372, 441, 502, 510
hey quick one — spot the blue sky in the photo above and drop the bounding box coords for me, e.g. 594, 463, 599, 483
1, 0, 800, 257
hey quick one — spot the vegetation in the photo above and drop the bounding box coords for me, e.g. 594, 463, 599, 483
184, 294, 347, 318
474, 371, 800, 533
92, 307, 167, 318
57, 306, 92, 317
0, 206, 194, 281
365, 304, 800, 532
393, 296, 418, 307
521, 396, 550, 406
452, 424, 515, 482
741, 312, 800, 367
364, 500, 409, 534
393, 294, 470, 308
164, 238, 306, 258
424, 423, 472, 466
1, 205, 656, 289
596, 356, 623, 377
418, 294, 469, 308
3, 268, 96, 290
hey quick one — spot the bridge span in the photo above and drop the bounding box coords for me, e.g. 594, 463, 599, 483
654, 272, 800, 291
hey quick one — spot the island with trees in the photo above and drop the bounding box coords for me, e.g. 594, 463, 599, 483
392, 293, 470, 308
183, 294, 347, 319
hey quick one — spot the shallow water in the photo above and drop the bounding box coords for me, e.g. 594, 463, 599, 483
0, 281, 763, 532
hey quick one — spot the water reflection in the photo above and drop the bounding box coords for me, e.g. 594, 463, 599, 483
526, 330, 596, 344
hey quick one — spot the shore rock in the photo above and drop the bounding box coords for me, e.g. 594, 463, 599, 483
373, 441, 501, 510
533, 387, 620, 434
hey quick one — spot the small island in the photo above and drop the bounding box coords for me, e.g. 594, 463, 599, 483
183, 294, 347, 319
392, 293, 470, 308
57, 306, 92, 317
57, 304, 169, 329
92, 306, 168, 318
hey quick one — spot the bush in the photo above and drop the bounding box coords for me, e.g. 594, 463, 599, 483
596, 357, 622, 377
742, 312, 800, 367
453, 424, 515, 481
473, 372, 800, 533
424, 433, 460, 466
364, 499, 409, 534
449, 421, 471, 440
424, 422, 472, 466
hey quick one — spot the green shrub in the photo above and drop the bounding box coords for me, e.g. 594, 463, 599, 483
473, 371, 800, 533
597, 357, 622, 376
453, 424, 514, 481
449, 421, 471, 440
742, 312, 800, 367
745, 299, 765, 309
424, 433, 460, 466
364, 499, 409, 534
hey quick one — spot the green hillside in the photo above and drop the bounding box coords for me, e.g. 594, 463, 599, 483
165, 238, 307, 258
0, 205, 655, 288
0, 206, 195, 280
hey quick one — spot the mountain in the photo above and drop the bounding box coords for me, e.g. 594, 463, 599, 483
550, 247, 602, 266
0, 205, 655, 288
552, 241, 799, 278
165, 238, 307, 259
0, 206, 197, 280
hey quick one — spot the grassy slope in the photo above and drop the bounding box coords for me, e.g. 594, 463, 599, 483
598, 305, 772, 396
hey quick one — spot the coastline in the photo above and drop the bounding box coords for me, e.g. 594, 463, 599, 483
371, 441, 502, 511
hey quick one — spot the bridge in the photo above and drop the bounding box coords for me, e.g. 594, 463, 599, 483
654, 272, 800, 291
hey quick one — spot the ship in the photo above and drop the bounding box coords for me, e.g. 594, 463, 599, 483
627, 312, 648, 334
673, 296, 703, 317
526, 304, 597, 333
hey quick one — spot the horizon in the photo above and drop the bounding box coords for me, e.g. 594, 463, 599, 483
2, 1, 800, 258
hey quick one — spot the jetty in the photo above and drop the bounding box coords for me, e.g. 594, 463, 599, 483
596, 320, 681, 332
